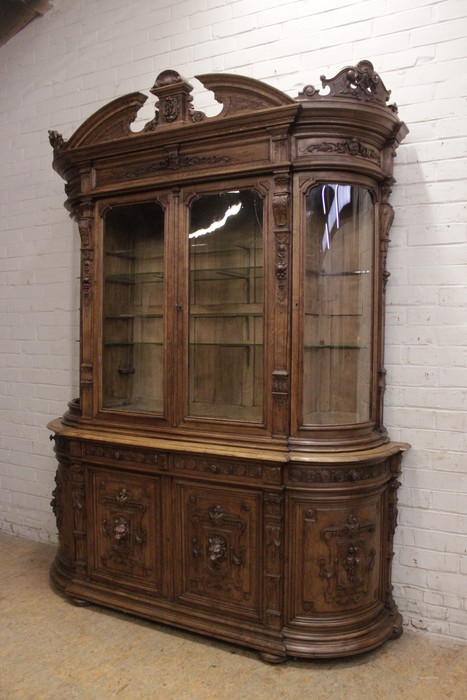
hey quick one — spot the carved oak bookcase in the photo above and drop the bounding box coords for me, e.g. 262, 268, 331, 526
48, 61, 408, 662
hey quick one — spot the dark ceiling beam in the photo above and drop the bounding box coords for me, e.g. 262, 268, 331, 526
0, 0, 51, 48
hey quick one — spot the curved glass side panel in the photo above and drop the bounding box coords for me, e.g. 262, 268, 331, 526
303, 184, 373, 425
102, 202, 165, 414
188, 190, 263, 422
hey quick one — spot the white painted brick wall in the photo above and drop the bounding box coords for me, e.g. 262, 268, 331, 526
0, 0, 465, 643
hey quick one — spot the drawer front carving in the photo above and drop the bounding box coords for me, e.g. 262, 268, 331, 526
89, 468, 162, 593
175, 482, 261, 618
85, 443, 167, 470
287, 494, 383, 620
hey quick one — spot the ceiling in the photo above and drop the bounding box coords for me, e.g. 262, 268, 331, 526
0, 0, 51, 47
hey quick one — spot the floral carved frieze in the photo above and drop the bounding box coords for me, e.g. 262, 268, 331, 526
289, 461, 388, 484
306, 138, 379, 162
123, 153, 232, 180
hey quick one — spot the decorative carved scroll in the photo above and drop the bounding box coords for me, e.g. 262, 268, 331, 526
51, 466, 64, 532
48, 130, 66, 153
196, 72, 296, 118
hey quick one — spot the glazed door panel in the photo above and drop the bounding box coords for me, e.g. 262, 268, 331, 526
186, 189, 264, 424
297, 183, 375, 430
88, 467, 162, 594
102, 201, 166, 415
174, 480, 262, 619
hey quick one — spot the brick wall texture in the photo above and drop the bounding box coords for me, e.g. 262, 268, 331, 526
0, 0, 466, 642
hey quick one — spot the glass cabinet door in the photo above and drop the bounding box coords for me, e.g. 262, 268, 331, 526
102, 202, 165, 414
303, 184, 373, 426
188, 190, 264, 422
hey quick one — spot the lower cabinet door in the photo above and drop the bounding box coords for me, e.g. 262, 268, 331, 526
286, 493, 384, 622
88, 467, 162, 594
174, 480, 262, 620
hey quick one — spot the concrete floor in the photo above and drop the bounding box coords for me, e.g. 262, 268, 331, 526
1, 532, 466, 699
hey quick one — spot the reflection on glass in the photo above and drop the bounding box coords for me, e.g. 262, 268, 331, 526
102, 202, 164, 414
303, 184, 373, 425
188, 190, 263, 422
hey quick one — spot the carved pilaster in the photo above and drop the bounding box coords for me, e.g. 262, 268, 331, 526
71, 463, 86, 580
263, 491, 283, 628
77, 202, 95, 414
271, 175, 291, 436
377, 179, 395, 425
385, 453, 403, 637
380, 179, 395, 292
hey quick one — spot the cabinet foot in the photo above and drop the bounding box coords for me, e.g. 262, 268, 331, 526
258, 651, 287, 664
69, 596, 91, 607
391, 611, 404, 639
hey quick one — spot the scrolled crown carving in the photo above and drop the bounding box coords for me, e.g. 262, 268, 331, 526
298, 60, 395, 110
323, 60, 390, 104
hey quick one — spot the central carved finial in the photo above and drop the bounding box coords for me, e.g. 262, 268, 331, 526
145, 70, 205, 130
